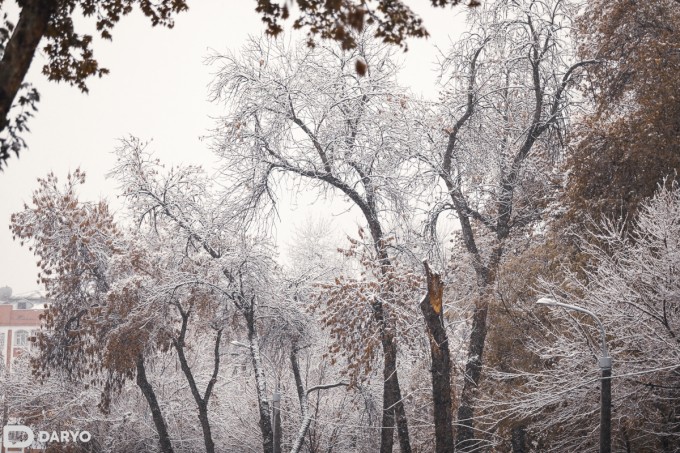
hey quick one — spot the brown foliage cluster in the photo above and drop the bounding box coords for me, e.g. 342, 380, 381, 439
255, 0, 476, 50
562, 0, 680, 228
486, 238, 573, 373
479, 241, 573, 449
9, 170, 175, 411
310, 232, 421, 385
42, 0, 188, 92
10, 170, 119, 381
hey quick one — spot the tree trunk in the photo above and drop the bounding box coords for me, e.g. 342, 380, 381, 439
379, 337, 397, 453
135, 355, 174, 453
0, 0, 54, 135
290, 347, 312, 453
173, 310, 218, 453
290, 347, 348, 453
245, 301, 274, 453
196, 402, 215, 453
330, 182, 412, 453
174, 363, 215, 453
394, 379, 411, 453
420, 261, 455, 453
451, 217, 499, 450
455, 297, 490, 451
366, 224, 412, 453
273, 388, 282, 453
377, 300, 411, 453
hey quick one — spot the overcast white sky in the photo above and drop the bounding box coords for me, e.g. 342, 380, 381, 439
0, 0, 467, 295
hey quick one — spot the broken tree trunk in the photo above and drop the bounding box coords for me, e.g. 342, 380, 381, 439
420, 260, 455, 453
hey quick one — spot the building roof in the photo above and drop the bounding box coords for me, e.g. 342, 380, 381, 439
0, 286, 49, 310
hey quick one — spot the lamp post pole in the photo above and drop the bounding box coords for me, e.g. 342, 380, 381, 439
272, 386, 281, 453
537, 298, 611, 453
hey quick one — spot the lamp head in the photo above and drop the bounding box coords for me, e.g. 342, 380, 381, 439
536, 297, 557, 306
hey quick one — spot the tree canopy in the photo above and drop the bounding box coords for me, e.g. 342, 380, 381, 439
255, 0, 474, 51
0, 0, 475, 169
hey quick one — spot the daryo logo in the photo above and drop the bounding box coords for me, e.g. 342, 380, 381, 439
2, 424, 92, 449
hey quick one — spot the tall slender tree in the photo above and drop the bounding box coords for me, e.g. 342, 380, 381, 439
417, 0, 592, 447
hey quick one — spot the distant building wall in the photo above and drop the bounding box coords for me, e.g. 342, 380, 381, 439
0, 292, 45, 453
0, 288, 46, 370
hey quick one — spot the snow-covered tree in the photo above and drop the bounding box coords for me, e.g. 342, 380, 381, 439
209, 33, 423, 453
491, 181, 680, 451
110, 140, 296, 453
413, 0, 593, 447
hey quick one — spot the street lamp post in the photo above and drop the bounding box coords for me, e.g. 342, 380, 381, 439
536, 298, 611, 453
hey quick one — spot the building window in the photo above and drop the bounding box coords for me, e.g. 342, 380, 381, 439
17, 301, 27, 310
15, 330, 29, 348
